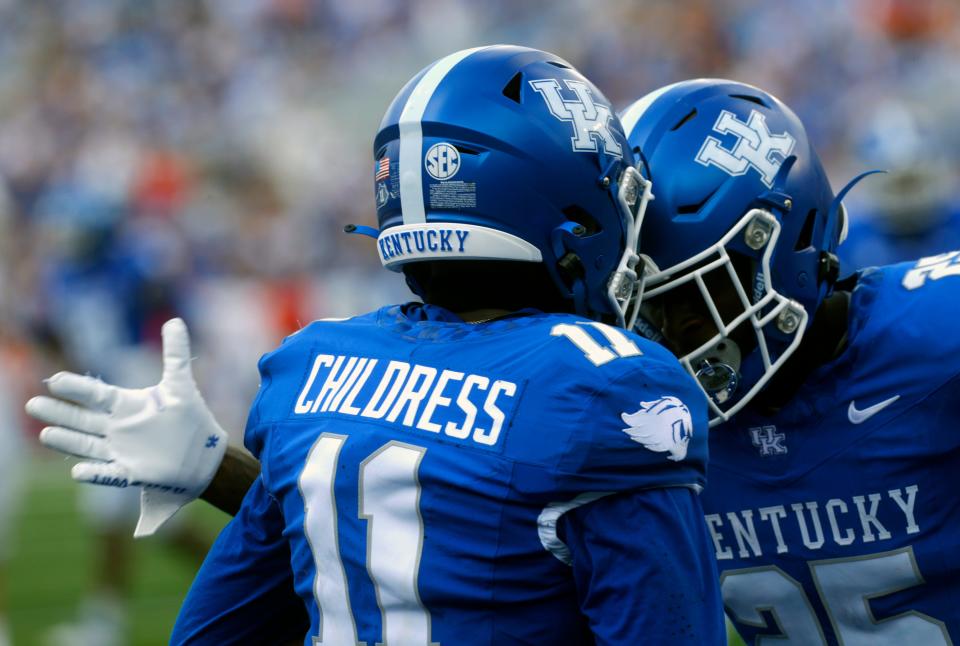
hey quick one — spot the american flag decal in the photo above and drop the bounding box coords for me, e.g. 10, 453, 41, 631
375, 157, 390, 181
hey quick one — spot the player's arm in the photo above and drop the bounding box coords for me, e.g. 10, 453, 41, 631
172, 475, 308, 645
558, 485, 724, 644
200, 443, 260, 516
546, 337, 724, 643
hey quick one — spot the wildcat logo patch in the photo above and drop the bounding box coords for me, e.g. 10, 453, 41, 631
621, 396, 693, 461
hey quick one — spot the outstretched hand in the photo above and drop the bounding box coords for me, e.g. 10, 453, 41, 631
26, 318, 228, 537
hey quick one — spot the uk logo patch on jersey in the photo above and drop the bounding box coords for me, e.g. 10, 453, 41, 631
749, 425, 787, 456
695, 109, 795, 187
621, 396, 693, 461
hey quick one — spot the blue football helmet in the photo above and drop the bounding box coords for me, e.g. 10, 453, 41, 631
622, 79, 855, 425
369, 45, 651, 326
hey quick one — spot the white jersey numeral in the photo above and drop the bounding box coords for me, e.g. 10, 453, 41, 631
902, 250, 960, 290
300, 434, 432, 645
300, 434, 359, 645
360, 443, 431, 644
722, 547, 949, 645
551, 321, 642, 366
723, 567, 826, 645
810, 549, 949, 645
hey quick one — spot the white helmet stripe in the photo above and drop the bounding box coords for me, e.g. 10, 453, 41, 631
398, 46, 489, 225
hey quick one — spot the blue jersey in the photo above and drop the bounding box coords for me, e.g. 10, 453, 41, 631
173, 303, 723, 645
704, 256, 960, 645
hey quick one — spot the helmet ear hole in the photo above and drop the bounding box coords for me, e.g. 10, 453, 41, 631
562, 206, 602, 235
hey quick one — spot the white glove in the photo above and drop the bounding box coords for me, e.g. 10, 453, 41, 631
26, 318, 228, 537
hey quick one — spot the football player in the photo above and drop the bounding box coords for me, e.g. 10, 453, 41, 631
621, 79, 960, 644
28, 47, 724, 644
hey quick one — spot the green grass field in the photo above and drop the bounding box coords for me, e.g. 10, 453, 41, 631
9, 455, 230, 645
727, 617, 747, 646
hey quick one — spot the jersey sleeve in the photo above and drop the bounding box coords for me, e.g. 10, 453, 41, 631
171, 476, 308, 645
557, 486, 724, 645
554, 352, 710, 493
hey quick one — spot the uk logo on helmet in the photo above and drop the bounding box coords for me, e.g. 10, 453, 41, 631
695, 109, 795, 187
529, 79, 623, 158
425, 142, 460, 180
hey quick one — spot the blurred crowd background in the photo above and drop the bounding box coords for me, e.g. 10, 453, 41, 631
1, 0, 959, 643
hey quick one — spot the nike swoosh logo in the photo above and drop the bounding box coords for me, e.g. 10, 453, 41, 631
848, 395, 900, 424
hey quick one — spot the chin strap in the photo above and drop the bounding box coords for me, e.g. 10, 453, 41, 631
557, 251, 589, 318
570, 279, 588, 318
343, 223, 380, 238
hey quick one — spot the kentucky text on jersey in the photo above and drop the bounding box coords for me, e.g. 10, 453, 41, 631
704, 261, 960, 645
293, 353, 517, 448
706, 485, 919, 560
378, 228, 470, 260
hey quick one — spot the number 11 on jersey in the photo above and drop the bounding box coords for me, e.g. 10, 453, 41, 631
300, 433, 433, 645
